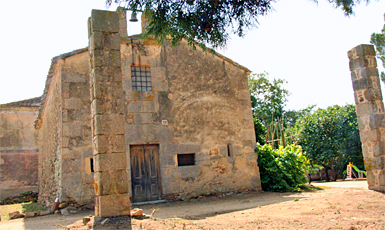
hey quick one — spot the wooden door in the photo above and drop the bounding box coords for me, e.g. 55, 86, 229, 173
130, 144, 162, 203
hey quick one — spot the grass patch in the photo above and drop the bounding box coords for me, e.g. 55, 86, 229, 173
0, 202, 48, 221
298, 184, 330, 191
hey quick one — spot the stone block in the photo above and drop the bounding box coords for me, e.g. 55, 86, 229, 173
356, 101, 385, 117
134, 113, 153, 124
117, 7, 128, 37
354, 90, 365, 104
91, 10, 119, 33
94, 135, 108, 154
110, 134, 126, 153
62, 148, 81, 160
160, 143, 201, 155
122, 79, 131, 91
378, 169, 385, 186
94, 152, 127, 172
94, 114, 125, 135
92, 67, 122, 82
24, 212, 36, 218
93, 81, 123, 100
349, 56, 377, 71
82, 147, 93, 158
62, 159, 81, 173
90, 31, 120, 51
241, 129, 256, 141
94, 170, 129, 196
354, 67, 380, 80
353, 44, 376, 58
352, 76, 380, 91
369, 113, 385, 129
96, 193, 131, 217
360, 129, 382, 143
69, 82, 89, 99
363, 141, 385, 157
92, 98, 124, 115
62, 109, 77, 122
173, 165, 200, 179
361, 88, 382, 102
364, 156, 384, 170
63, 98, 82, 110
142, 100, 159, 113
62, 122, 82, 137
357, 115, 370, 131
366, 170, 375, 186
62, 72, 87, 83
92, 50, 121, 68
127, 101, 142, 113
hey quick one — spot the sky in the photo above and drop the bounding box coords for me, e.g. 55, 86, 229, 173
0, 0, 384, 111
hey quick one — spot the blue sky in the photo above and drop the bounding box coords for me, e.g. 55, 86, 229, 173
1, 0, 384, 110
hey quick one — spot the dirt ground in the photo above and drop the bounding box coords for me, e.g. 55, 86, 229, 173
0, 180, 384, 230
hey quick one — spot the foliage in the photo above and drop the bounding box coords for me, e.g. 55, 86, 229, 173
370, 13, 385, 83
248, 72, 290, 126
256, 144, 309, 192
285, 105, 316, 128
248, 72, 290, 144
107, 0, 368, 48
295, 104, 363, 181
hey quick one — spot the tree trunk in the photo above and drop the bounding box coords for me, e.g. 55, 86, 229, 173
322, 165, 330, 182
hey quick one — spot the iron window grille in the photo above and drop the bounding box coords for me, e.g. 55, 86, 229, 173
131, 66, 152, 91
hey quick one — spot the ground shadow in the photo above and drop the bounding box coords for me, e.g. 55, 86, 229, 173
134, 190, 317, 220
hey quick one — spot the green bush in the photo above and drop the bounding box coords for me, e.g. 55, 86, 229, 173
257, 144, 309, 192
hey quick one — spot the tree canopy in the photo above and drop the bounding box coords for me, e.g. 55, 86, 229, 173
248, 72, 290, 144
370, 13, 385, 82
107, 0, 369, 48
295, 104, 363, 181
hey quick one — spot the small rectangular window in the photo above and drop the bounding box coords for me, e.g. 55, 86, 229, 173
131, 66, 152, 91
90, 158, 94, 173
177, 153, 195, 167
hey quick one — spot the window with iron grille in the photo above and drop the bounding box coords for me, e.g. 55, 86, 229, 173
131, 66, 152, 91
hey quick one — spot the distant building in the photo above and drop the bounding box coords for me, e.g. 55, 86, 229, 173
0, 97, 41, 200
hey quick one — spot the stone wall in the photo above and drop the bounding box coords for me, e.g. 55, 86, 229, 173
36, 60, 63, 204
36, 49, 94, 206
348, 44, 385, 192
121, 37, 260, 199
0, 106, 39, 200
61, 51, 94, 205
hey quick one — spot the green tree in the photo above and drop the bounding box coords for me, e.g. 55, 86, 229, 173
370, 13, 385, 82
285, 105, 316, 128
248, 72, 290, 144
248, 72, 290, 125
108, 0, 369, 49
296, 104, 363, 181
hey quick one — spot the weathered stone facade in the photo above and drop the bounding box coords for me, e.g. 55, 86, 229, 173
348, 44, 385, 192
0, 97, 41, 200
35, 49, 94, 206
35, 8, 261, 215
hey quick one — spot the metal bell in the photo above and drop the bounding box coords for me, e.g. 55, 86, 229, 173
129, 12, 138, 22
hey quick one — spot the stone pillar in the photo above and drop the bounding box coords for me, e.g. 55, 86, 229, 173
88, 10, 131, 217
348, 44, 385, 192
116, 7, 128, 37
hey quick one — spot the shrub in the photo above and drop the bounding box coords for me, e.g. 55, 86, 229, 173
257, 144, 309, 192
